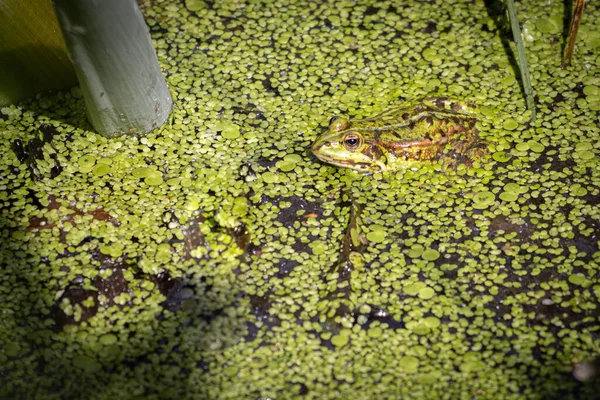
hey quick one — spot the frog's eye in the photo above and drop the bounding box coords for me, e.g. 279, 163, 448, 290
329, 116, 350, 131
343, 133, 362, 151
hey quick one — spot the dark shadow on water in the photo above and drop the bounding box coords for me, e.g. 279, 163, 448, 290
0, 46, 76, 107
0, 46, 94, 134
0, 194, 251, 398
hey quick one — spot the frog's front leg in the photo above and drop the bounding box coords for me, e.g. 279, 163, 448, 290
443, 136, 488, 170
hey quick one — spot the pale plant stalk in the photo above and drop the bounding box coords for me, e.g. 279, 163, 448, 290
53, 0, 172, 137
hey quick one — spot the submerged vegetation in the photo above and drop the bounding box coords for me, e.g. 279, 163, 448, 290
1, 0, 599, 398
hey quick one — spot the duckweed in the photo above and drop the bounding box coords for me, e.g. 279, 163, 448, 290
92, 163, 110, 176
144, 171, 164, 185
1, 0, 599, 398
77, 155, 96, 169
502, 119, 519, 131
527, 141, 545, 153
366, 229, 387, 243
568, 274, 587, 286
399, 356, 420, 373
473, 190, 496, 209
418, 287, 436, 300
421, 248, 440, 261
331, 331, 351, 347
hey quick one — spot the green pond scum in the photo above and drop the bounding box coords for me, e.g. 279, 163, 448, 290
1, 0, 599, 398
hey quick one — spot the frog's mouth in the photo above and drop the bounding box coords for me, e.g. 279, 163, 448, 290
313, 151, 382, 172
312, 139, 384, 172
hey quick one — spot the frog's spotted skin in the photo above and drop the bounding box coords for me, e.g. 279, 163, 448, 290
311, 99, 484, 172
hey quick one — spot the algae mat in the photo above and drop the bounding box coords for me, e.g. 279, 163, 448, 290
1, 0, 600, 398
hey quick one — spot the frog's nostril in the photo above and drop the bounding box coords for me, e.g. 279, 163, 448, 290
324, 141, 331, 147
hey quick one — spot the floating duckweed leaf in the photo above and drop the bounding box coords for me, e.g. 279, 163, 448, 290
407, 245, 423, 259
100, 244, 123, 258
331, 332, 350, 347
583, 85, 599, 96
570, 184, 588, 197
440, 263, 457, 271
575, 142, 592, 151
583, 30, 600, 48
223, 365, 238, 376
500, 183, 522, 201
515, 142, 529, 151
536, 15, 561, 34
215, 121, 240, 139
185, 195, 201, 211
145, 171, 164, 186
366, 230, 387, 243
232, 197, 248, 216
576, 150, 595, 160
422, 48, 437, 61
97, 157, 112, 165
503, 119, 519, 130
499, 191, 518, 202
277, 160, 296, 172
309, 241, 326, 255
411, 323, 430, 336
157, 243, 171, 253
568, 274, 586, 286
368, 326, 383, 338
421, 248, 440, 261
167, 177, 182, 186
460, 352, 485, 373
589, 101, 600, 111
12, 231, 25, 240
492, 151, 512, 162
264, 227, 277, 235
72, 355, 102, 373
99, 334, 118, 345
419, 371, 442, 384
340, 91, 357, 103
186, 0, 206, 11
528, 141, 545, 153
424, 316, 441, 328
92, 164, 110, 176
262, 171, 278, 183
399, 356, 419, 373
479, 106, 495, 117
4, 343, 20, 357
284, 153, 303, 163
77, 155, 96, 170
403, 282, 426, 296
468, 65, 483, 74
504, 183, 522, 193
473, 190, 495, 209
131, 167, 150, 178
418, 287, 436, 299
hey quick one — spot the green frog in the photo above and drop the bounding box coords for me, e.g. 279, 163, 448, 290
311, 99, 486, 172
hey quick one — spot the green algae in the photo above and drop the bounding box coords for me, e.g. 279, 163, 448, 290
1, 0, 600, 399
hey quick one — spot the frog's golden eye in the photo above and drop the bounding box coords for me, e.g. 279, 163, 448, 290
343, 133, 362, 151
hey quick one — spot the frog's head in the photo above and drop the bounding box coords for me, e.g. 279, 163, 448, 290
311, 116, 386, 172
